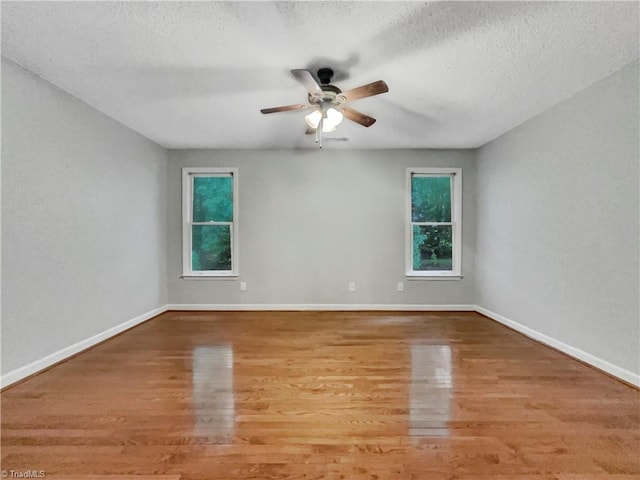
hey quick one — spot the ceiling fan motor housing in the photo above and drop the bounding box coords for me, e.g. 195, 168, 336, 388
308, 85, 342, 105
308, 68, 342, 104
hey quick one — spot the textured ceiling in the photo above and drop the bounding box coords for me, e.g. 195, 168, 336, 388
2, 1, 638, 149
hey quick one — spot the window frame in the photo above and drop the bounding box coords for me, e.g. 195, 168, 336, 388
406, 167, 462, 278
182, 167, 239, 278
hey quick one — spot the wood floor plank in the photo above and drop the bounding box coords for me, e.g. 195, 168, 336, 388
1, 311, 638, 479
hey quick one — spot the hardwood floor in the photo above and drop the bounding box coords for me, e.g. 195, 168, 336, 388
1, 311, 638, 479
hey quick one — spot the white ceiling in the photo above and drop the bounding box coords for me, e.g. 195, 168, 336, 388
2, 1, 638, 150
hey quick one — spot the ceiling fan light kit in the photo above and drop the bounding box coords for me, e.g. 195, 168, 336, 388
260, 67, 389, 148
305, 107, 343, 132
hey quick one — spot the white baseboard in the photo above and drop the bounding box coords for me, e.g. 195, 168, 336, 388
166, 303, 476, 312
475, 305, 640, 387
1, 305, 169, 389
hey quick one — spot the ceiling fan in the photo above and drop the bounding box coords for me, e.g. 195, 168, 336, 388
260, 68, 389, 147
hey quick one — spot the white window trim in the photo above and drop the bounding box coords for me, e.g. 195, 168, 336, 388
406, 167, 462, 279
182, 167, 239, 278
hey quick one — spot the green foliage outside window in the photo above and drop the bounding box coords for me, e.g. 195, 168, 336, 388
411, 176, 451, 223
192, 225, 231, 271
193, 176, 233, 222
412, 225, 453, 271
412, 176, 453, 271
192, 176, 233, 271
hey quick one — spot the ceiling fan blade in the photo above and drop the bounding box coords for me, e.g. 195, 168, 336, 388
260, 103, 313, 114
305, 127, 316, 135
340, 106, 377, 127
339, 80, 389, 103
290, 69, 324, 97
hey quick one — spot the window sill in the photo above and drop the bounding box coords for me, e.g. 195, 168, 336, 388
406, 275, 463, 281
180, 274, 239, 280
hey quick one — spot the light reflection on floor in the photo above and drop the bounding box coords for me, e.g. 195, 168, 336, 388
409, 344, 452, 438
190, 342, 453, 441
192, 345, 235, 441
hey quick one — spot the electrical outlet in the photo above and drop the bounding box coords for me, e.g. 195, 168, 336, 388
240, 282, 247, 291
397, 282, 404, 292
348, 282, 356, 292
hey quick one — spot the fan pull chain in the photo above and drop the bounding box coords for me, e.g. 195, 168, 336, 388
316, 116, 324, 148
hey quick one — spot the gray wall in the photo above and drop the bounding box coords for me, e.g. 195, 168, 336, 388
168, 149, 476, 306
476, 60, 639, 376
1, 59, 168, 376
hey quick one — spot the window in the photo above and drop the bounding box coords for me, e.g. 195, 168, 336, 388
182, 167, 238, 277
407, 168, 462, 277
